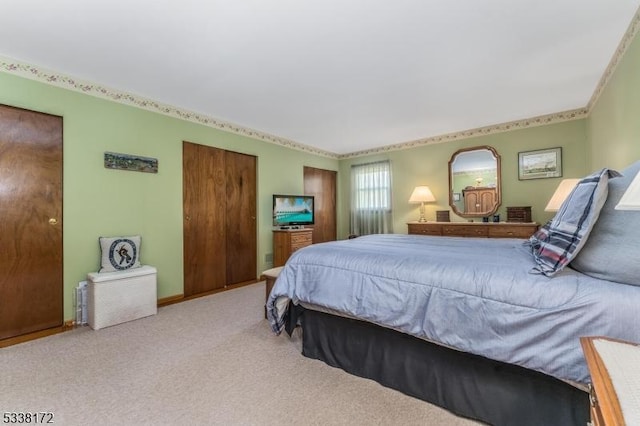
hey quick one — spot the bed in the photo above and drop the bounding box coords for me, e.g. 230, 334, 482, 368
266, 163, 640, 426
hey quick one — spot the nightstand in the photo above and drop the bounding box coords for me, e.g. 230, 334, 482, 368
580, 336, 639, 426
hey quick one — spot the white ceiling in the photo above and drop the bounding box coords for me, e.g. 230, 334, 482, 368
1, 1, 639, 156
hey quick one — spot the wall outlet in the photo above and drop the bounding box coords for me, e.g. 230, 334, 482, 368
265, 253, 273, 262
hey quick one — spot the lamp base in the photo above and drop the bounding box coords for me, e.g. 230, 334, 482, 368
418, 203, 427, 222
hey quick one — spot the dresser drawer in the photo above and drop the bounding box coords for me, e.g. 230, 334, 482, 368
442, 225, 488, 237
408, 224, 442, 236
291, 241, 310, 251
291, 233, 312, 245
488, 225, 537, 239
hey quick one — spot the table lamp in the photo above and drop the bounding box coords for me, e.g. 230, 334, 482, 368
409, 186, 436, 222
544, 179, 580, 212
615, 171, 640, 210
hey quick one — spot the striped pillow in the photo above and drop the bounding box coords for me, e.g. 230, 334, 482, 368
527, 169, 620, 277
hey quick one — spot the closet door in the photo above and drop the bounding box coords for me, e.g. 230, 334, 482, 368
183, 141, 227, 296
304, 166, 337, 243
225, 151, 256, 285
0, 104, 63, 340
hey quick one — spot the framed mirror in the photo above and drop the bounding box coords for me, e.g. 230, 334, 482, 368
448, 145, 501, 218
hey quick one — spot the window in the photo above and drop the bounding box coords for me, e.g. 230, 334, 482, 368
350, 160, 393, 235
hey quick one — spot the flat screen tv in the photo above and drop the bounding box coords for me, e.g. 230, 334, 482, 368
272, 194, 315, 227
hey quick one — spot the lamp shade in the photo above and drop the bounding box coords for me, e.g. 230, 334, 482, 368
616, 171, 640, 210
544, 179, 580, 212
409, 186, 436, 203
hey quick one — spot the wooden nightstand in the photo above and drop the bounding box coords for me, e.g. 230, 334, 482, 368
580, 336, 638, 426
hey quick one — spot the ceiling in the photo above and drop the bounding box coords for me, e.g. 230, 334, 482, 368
1, 1, 639, 157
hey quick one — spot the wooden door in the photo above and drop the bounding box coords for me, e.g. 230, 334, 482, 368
304, 166, 337, 243
225, 151, 256, 285
0, 104, 63, 340
183, 141, 227, 296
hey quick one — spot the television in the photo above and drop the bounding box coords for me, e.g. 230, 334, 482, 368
272, 194, 315, 227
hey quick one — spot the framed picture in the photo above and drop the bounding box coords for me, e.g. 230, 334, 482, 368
518, 147, 562, 180
104, 151, 158, 173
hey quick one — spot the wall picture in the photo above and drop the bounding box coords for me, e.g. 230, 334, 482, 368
518, 147, 562, 180
104, 152, 158, 173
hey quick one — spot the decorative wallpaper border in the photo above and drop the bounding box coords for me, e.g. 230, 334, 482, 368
338, 108, 588, 159
587, 6, 640, 111
1, 1, 638, 161
0, 56, 338, 159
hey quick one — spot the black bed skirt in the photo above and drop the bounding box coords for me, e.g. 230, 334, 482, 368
300, 308, 589, 426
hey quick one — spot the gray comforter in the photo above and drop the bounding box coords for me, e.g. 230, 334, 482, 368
266, 234, 640, 384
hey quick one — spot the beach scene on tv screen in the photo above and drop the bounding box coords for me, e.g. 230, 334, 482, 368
274, 197, 313, 224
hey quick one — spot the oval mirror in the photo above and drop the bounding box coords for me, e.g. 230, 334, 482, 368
448, 146, 501, 218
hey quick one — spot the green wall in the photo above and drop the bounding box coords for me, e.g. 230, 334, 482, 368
587, 26, 640, 170
338, 120, 589, 238
0, 71, 338, 321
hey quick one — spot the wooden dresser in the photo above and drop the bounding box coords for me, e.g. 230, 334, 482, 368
407, 221, 539, 239
273, 228, 313, 267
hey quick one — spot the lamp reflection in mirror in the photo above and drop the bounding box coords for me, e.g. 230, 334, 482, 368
544, 179, 580, 212
409, 186, 436, 222
616, 171, 640, 210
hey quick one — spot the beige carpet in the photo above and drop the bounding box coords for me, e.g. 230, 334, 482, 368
0, 282, 479, 426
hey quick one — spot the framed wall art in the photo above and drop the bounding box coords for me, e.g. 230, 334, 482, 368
518, 147, 562, 180
104, 151, 158, 173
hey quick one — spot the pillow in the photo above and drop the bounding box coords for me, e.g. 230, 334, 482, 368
99, 235, 142, 272
527, 168, 620, 277
571, 161, 640, 285
527, 221, 550, 251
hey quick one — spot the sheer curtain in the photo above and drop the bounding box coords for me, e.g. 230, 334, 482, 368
350, 160, 393, 235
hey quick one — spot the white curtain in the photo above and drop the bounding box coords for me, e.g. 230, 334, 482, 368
350, 160, 393, 235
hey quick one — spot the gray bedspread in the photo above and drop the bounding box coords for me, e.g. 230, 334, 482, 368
266, 234, 640, 384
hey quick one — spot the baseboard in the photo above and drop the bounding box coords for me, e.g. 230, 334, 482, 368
158, 279, 260, 307
0, 325, 65, 348
157, 294, 184, 307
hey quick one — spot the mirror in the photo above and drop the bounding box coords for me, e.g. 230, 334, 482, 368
448, 146, 501, 218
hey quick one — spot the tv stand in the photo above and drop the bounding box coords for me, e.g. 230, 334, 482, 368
273, 228, 313, 266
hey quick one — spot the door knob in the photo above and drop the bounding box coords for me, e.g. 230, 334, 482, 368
49, 218, 58, 225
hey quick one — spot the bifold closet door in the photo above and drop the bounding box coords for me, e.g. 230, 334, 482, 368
0, 104, 63, 340
183, 141, 227, 296
183, 143, 257, 296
